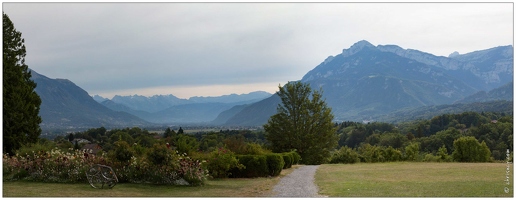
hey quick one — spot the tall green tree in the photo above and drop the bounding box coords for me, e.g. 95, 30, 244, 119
452, 136, 491, 162
264, 82, 337, 165
3, 12, 42, 155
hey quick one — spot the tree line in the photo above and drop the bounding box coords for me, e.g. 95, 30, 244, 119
334, 111, 512, 162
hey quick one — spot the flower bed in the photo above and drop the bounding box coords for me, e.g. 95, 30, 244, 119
3, 147, 207, 186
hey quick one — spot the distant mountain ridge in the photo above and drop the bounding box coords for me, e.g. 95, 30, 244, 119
95, 91, 272, 113
220, 40, 513, 126
455, 81, 513, 104
30, 70, 151, 130
96, 91, 272, 124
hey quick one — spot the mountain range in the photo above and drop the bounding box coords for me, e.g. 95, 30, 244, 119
218, 40, 513, 126
93, 91, 272, 124
30, 70, 152, 130
31, 40, 513, 130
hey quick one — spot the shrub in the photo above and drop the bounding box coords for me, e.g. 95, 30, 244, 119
358, 144, 385, 163
231, 155, 268, 178
282, 153, 293, 169
147, 143, 175, 166
423, 153, 441, 162
266, 153, 284, 176
437, 145, 452, 162
177, 154, 208, 186
15, 142, 55, 159
291, 151, 301, 164
452, 136, 491, 162
383, 146, 402, 162
176, 135, 200, 155
329, 146, 360, 164
3, 147, 208, 186
205, 147, 242, 178
242, 143, 270, 155
404, 142, 420, 161
3, 148, 101, 183
111, 141, 134, 163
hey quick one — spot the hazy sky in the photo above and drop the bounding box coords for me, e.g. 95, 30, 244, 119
3, 2, 513, 99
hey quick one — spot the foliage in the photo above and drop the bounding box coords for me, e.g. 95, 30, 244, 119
404, 142, 420, 161
231, 155, 268, 178
3, 147, 207, 185
436, 145, 452, 162
3, 148, 103, 182
3, 12, 42, 155
204, 147, 242, 178
110, 141, 134, 163
282, 153, 293, 169
176, 154, 208, 186
147, 143, 174, 166
383, 146, 403, 162
329, 146, 360, 164
264, 81, 338, 165
223, 134, 247, 154
290, 151, 301, 164
243, 143, 270, 155
452, 136, 491, 162
358, 144, 385, 163
15, 141, 55, 159
176, 134, 200, 155
265, 153, 284, 176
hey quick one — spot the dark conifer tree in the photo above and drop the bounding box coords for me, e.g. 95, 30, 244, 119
3, 12, 42, 155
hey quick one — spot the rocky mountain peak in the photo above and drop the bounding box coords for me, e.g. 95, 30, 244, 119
448, 51, 460, 58
341, 40, 376, 57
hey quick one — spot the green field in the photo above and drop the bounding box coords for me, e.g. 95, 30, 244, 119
315, 162, 514, 197
3, 163, 514, 197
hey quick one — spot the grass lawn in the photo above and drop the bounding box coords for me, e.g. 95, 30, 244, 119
315, 162, 514, 197
2, 165, 299, 197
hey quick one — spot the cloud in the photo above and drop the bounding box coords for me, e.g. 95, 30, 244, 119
3, 3, 513, 98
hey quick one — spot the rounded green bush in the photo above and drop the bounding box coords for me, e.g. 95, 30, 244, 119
282, 153, 293, 169
231, 155, 268, 178
266, 153, 284, 176
290, 151, 301, 165
205, 147, 241, 178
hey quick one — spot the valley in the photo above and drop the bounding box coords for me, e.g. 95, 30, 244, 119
31, 40, 513, 134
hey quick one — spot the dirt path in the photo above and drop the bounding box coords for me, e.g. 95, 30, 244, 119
270, 165, 325, 197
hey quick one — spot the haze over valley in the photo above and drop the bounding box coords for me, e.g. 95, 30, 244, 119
31, 40, 513, 132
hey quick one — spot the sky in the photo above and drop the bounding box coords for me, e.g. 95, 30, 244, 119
2, 2, 513, 99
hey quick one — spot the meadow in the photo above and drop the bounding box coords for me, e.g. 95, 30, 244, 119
3, 162, 513, 197
315, 162, 514, 197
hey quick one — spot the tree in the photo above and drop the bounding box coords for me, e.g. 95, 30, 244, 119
176, 134, 199, 155
68, 133, 75, 142
452, 136, 491, 162
404, 142, 420, 161
3, 12, 42, 155
163, 127, 172, 138
264, 81, 337, 165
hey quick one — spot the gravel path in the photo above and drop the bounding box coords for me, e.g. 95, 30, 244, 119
271, 165, 325, 197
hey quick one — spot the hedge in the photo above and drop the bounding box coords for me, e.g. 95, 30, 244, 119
290, 151, 301, 164
230, 155, 268, 178
266, 153, 284, 176
282, 153, 293, 169
229, 152, 299, 178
